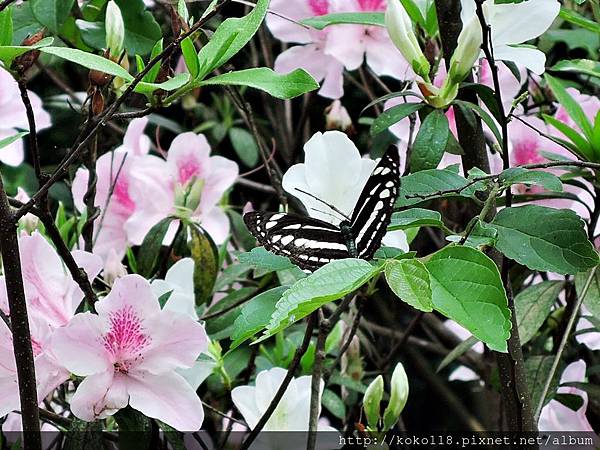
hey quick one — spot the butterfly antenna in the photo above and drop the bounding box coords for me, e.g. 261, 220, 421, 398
309, 207, 344, 223
294, 188, 351, 221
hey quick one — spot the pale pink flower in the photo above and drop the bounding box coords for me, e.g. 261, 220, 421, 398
326, 0, 413, 81
72, 118, 151, 262
15, 187, 38, 233
50, 274, 208, 431
0, 232, 102, 328
125, 132, 238, 246
0, 67, 51, 166
539, 360, 593, 432
552, 87, 600, 136
267, 0, 345, 98
478, 59, 526, 112
576, 307, 600, 351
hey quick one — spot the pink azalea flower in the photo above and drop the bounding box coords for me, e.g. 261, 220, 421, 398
326, 0, 413, 81
538, 360, 593, 431
0, 67, 51, 166
50, 274, 209, 431
125, 132, 238, 246
267, 0, 345, 98
72, 118, 151, 262
0, 232, 102, 328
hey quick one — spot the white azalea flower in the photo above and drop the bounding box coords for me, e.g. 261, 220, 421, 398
151, 258, 198, 320
460, 0, 560, 74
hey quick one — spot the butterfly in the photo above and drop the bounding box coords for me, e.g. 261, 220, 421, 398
243, 145, 400, 271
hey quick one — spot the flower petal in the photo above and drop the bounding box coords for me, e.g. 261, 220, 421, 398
493, 44, 547, 75
127, 371, 204, 431
231, 385, 261, 429
70, 371, 128, 421
96, 274, 160, 320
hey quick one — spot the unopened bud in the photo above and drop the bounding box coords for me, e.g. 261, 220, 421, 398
363, 375, 384, 430
91, 90, 104, 116
325, 100, 354, 133
105, 1, 125, 59
447, 15, 482, 84
382, 362, 409, 431
385, 0, 430, 80
103, 249, 127, 286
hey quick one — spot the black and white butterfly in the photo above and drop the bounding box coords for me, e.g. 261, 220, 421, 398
243, 145, 400, 271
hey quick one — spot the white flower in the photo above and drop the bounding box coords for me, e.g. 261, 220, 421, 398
103, 248, 127, 286
151, 258, 197, 320
231, 368, 339, 449
460, 0, 560, 74
282, 131, 376, 225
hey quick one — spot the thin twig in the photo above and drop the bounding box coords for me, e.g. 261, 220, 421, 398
534, 267, 597, 421
239, 315, 315, 450
307, 311, 328, 450
201, 401, 246, 427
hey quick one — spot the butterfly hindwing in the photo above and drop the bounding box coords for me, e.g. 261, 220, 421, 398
350, 145, 400, 259
243, 211, 350, 271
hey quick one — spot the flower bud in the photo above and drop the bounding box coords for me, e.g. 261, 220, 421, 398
447, 15, 482, 84
91, 90, 105, 116
103, 248, 127, 286
385, 0, 430, 80
105, 1, 125, 59
325, 100, 354, 133
363, 375, 384, 430
15, 188, 38, 233
382, 362, 409, 431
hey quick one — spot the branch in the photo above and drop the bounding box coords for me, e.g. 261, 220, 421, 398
0, 0, 17, 13
0, 177, 41, 450
534, 267, 597, 421
13, 0, 232, 222
307, 311, 328, 450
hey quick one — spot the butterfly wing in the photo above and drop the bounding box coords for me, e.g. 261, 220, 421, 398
350, 145, 401, 259
243, 211, 351, 271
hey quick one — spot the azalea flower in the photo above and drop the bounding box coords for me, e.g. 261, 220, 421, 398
575, 307, 600, 351
0, 232, 102, 328
72, 117, 151, 262
442, 320, 483, 382
460, 0, 560, 75
266, 0, 345, 99
538, 360, 593, 431
0, 67, 51, 166
50, 274, 209, 431
125, 132, 238, 246
231, 367, 338, 434
326, 0, 413, 81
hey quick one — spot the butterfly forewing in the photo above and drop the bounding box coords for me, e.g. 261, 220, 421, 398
350, 145, 400, 259
243, 211, 351, 271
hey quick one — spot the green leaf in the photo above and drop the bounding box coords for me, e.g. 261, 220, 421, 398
136, 73, 190, 94
461, 82, 503, 124
40, 46, 133, 80
30, 0, 74, 34
143, 38, 162, 83
197, 0, 268, 78
515, 281, 564, 345
259, 259, 382, 341
204, 287, 256, 339
385, 259, 433, 312
322, 389, 346, 420
301, 12, 385, 30
137, 217, 172, 277
575, 269, 600, 320
0, 36, 53, 64
0, 131, 28, 151
454, 100, 503, 147
425, 246, 511, 352
180, 35, 199, 79
230, 286, 290, 349
237, 247, 297, 273
396, 168, 485, 207
542, 113, 592, 159
437, 335, 479, 374
190, 223, 219, 306
410, 109, 450, 172
400, 0, 425, 26
76, 0, 162, 55
200, 68, 319, 99
526, 355, 563, 408
329, 373, 368, 393
491, 205, 599, 275
370, 103, 423, 136
229, 127, 259, 167
447, 220, 498, 249
0, 7, 13, 46
551, 59, 600, 78
498, 167, 563, 192
388, 208, 443, 231
114, 407, 152, 450
545, 74, 594, 140
559, 7, 600, 34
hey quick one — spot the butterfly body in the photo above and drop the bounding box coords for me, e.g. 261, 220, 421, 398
244, 145, 400, 271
